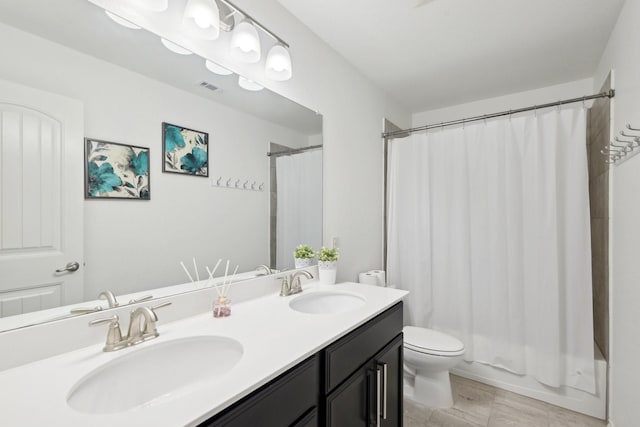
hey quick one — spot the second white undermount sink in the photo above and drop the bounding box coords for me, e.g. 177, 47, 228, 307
289, 290, 366, 314
67, 335, 243, 414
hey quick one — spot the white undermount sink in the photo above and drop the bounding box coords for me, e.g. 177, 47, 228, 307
289, 290, 366, 314
67, 335, 243, 414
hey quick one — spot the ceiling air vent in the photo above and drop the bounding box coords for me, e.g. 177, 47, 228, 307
199, 81, 219, 92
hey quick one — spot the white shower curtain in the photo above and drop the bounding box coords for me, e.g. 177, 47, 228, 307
387, 107, 596, 393
276, 149, 322, 270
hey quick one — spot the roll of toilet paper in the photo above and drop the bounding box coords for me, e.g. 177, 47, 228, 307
358, 270, 386, 286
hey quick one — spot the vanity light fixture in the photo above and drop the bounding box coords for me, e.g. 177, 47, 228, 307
91, 0, 293, 82
105, 11, 141, 30
160, 38, 193, 55
183, 0, 220, 40
265, 43, 292, 81
205, 59, 233, 75
238, 76, 264, 91
230, 19, 261, 63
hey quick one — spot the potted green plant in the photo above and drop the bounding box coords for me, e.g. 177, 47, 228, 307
293, 244, 315, 268
317, 246, 339, 284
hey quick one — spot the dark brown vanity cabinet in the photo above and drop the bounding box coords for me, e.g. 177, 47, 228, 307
199, 302, 403, 427
323, 303, 403, 427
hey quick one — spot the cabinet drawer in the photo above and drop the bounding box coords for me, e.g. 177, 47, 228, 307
324, 302, 402, 393
200, 354, 319, 427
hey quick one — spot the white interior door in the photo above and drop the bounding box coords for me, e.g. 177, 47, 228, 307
0, 78, 84, 317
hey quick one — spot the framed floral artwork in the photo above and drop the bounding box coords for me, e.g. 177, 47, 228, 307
84, 138, 150, 200
162, 122, 209, 177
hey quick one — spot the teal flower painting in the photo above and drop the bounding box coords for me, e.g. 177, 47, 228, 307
162, 122, 208, 177
85, 138, 151, 200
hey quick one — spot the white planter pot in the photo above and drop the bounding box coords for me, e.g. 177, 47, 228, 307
318, 260, 337, 285
295, 258, 313, 269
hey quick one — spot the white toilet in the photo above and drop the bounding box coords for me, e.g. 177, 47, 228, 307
403, 326, 465, 408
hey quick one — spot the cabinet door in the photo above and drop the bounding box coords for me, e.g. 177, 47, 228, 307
326, 334, 403, 427
374, 335, 403, 427
325, 363, 378, 427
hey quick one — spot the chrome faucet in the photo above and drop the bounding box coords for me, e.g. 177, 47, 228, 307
99, 290, 119, 308
127, 306, 158, 345
89, 302, 172, 352
290, 270, 314, 294
256, 264, 272, 276
277, 270, 314, 296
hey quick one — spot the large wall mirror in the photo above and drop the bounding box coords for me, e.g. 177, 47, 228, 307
0, 0, 322, 332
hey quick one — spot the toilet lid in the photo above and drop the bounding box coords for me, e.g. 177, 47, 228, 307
403, 326, 465, 356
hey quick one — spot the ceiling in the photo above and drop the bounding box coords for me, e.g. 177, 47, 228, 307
0, 0, 322, 135
277, 0, 625, 113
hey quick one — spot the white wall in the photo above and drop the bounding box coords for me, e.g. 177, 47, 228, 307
593, 1, 640, 425
412, 79, 593, 126
226, 1, 411, 281
0, 23, 311, 298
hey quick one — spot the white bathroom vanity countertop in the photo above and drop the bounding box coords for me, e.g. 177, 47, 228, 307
0, 282, 407, 426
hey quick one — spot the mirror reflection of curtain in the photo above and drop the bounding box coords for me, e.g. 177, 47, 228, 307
276, 149, 322, 270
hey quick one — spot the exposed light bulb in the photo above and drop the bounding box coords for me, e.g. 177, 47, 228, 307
160, 38, 192, 55
105, 11, 141, 30
230, 20, 261, 63
205, 60, 233, 76
265, 44, 292, 81
238, 76, 263, 91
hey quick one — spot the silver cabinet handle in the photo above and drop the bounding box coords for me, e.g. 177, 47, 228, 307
55, 261, 80, 273
377, 362, 388, 420
375, 368, 381, 427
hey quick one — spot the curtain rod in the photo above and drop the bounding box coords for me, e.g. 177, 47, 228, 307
266, 144, 322, 157
382, 89, 615, 139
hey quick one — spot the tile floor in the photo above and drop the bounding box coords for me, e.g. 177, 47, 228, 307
404, 375, 606, 427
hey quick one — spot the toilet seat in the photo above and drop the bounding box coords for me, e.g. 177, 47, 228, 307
403, 326, 465, 357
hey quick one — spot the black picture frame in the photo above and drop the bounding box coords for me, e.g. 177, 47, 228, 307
84, 138, 151, 200
162, 122, 209, 177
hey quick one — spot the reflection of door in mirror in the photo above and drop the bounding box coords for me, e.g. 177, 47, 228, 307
0, 78, 84, 318
271, 143, 323, 271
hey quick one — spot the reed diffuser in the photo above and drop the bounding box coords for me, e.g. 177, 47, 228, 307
211, 260, 238, 318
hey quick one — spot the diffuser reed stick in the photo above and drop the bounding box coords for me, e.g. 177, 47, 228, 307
180, 261, 195, 283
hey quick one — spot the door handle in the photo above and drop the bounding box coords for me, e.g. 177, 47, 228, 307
55, 261, 80, 273
377, 362, 388, 420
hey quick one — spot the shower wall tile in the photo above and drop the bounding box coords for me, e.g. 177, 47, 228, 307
587, 73, 610, 362
591, 217, 609, 359
588, 120, 610, 179
589, 172, 609, 220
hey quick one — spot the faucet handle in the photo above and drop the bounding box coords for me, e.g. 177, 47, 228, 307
277, 276, 290, 297
128, 294, 153, 304
151, 301, 172, 312
70, 306, 103, 314
89, 315, 127, 352
143, 302, 172, 336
